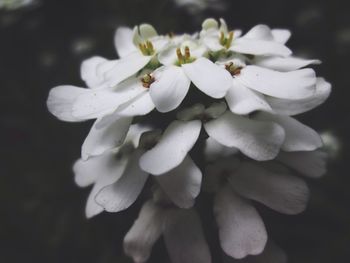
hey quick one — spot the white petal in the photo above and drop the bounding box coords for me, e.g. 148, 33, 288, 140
150, 65, 190, 112
176, 103, 205, 121
226, 79, 272, 115
156, 156, 202, 208
182, 57, 232, 98
272, 29, 291, 44
81, 117, 132, 160
139, 24, 158, 40
80, 56, 108, 88
231, 38, 292, 57
104, 52, 152, 87
158, 45, 177, 66
72, 77, 145, 119
95, 150, 149, 212
114, 26, 136, 58
140, 120, 201, 175
229, 161, 309, 214
243, 24, 274, 40
266, 77, 331, 115
204, 137, 239, 162
254, 56, 321, 71
74, 152, 129, 218
255, 112, 322, 151
163, 208, 212, 263
222, 240, 287, 263
214, 185, 267, 259
123, 201, 163, 263
204, 111, 285, 161
237, 65, 316, 100
204, 102, 227, 119
277, 150, 327, 178
46, 85, 88, 122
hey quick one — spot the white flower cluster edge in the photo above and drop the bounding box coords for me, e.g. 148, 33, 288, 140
47, 18, 331, 263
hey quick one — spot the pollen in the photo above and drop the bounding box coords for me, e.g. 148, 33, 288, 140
141, 74, 155, 88
138, 41, 155, 56
176, 46, 195, 65
225, 62, 243, 76
219, 31, 234, 49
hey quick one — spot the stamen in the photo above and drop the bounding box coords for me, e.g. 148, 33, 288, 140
138, 41, 155, 56
176, 48, 183, 62
219, 30, 235, 49
225, 62, 243, 76
176, 46, 195, 65
184, 46, 191, 59
226, 31, 234, 49
141, 74, 155, 88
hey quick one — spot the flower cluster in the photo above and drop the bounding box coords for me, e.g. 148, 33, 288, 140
47, 18, 331, 263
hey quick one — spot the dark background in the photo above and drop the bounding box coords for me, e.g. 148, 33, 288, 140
1, 0, 349, 262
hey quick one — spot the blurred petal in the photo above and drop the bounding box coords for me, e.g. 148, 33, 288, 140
266, 78, 331, 115
277, 150, 327, 178
226, 79, 272, 115
255, 113, 322, 151
104, 52, 151, 87
95, 150, 149, 212
229, 161, 309, 214
124, 201, 163, 263
81, 117, 132, 160
150, 65, 190, 112
156, 156, 202, 208
140, 120, 201, 175
80, 56, 108, 88
182, 57, 232, 98
231, 38, 292, 57
47, 85, 87, 122
254, 56, 321, 72
163, 208, 212, 263
114, 26, 136, 58
214, 186, 267, 259
204, 111, 285, 161
272, 29, 291, 44
237, 66, 316, 100
243, 25, 274, 40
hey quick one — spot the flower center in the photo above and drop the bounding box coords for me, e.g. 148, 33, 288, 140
141, 73, 155, 88
138, 41, 155, 56
176, 46, 196, 65
219, 31, 234, 49
225, 62, 243, 76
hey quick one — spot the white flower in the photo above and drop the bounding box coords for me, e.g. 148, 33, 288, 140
102, 24, 170, 87
203, 138, 327, 259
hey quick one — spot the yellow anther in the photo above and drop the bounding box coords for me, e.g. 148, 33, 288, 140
138, 41, 155, 56
176, 48, 183, 61
185, 46, 191, 59
219, 30, 235, 49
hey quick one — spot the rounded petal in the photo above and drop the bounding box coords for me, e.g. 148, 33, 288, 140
266, 77, 331, 115
225, 79, 272, 115
254, 56, 321, 72
46, 85, 88, 122
204, 111, 285, 161
230, 38, 292, 57
255, 112, 323, 151
272, 29, 291, 44
158, 45, 177, 66
103, 52, 151, 87
72, 77, 145, 120
204, 137, 239, 162
243, 24, 274, 40
229, 161, 309, 214
114, 26, 136, 58
277, 150, 327, 178
74, 152, 129, 218
214, 186, 267, 259
139, 120, 201, 175
182, 57, 232, 98
156, 156, 202, 208
95, 150, 149, 212
237, 66, 316, 100
150, 65, 190, 112
123, 201, 163, 263
80, 56, 108, 88
163, 208, 212, 263
81, 117, 132, 160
